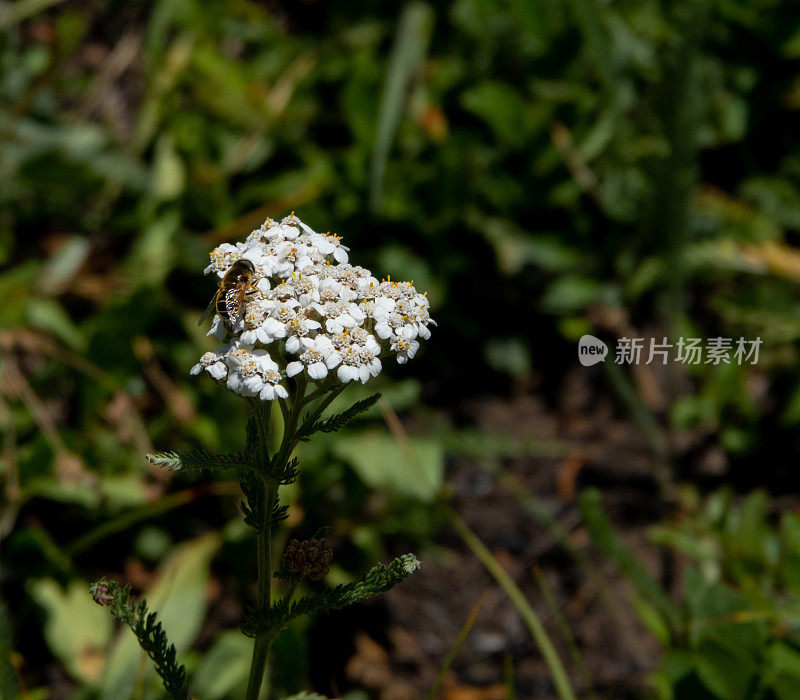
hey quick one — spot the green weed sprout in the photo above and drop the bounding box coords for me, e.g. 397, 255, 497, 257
91, 213, 434, 699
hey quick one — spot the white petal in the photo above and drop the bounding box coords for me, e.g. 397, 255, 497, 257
286, 361, 304, 377
208, 362, 227, 380
244, 375, 264, 393
282, 225, 300, 240
263, 318, 286, 339
256, 328, 273, 344
296, 257, 315, 271
285, 336, 302, 354
275, 385, 289, 399
240, 330, 258, 345
325, 351, 342, 369
299, 221, 317, 236
375, 322, 392, 340
190, 364, 203, 375
208, 317, 226, 340
337, 365, 355, 383
259, 385, 276, 401
308, 362, 328, 380
375, 297, 395, 313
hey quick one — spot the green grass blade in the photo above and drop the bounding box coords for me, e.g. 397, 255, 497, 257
579, 488, 681, 634
448, 508, 577, 700
428, 589, 489, 699
369, 1, 434, 213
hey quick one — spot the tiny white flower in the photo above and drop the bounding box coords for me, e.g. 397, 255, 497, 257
259, 368, 289, 400
318, 277, 356, 303
286, 336, 340, 380
191, 350, 229, 380
309, 232, 349, 263
285, 314, 321, 353
391, 337, 420, 364
314, 300, 365, 334
205, 243, 240, 277
207, 315, 227, 341
336, 345, 382, 384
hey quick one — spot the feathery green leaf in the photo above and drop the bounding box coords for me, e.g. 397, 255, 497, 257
298, 393, 381, 440
90, 579, 189, 700
242, 553, 419, 637
240, 470, 266, 529
147, 449, 252, 473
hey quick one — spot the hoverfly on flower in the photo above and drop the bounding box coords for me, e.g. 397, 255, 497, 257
192, 214, 435, 398
199, 258, 258, 332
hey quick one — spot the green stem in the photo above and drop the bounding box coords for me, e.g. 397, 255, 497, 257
245, 400, 277, 700
245, 480, 278, 700
244, 376, 323, 700
302, 383, 347, 430
243, 376, 345, 700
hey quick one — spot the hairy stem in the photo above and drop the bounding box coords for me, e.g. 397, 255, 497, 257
244, 378, 312, 700
245, 400, 276, 700
245, 479, 277, 700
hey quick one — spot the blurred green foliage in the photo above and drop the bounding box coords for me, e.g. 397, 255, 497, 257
585, 488, 800, 699
4, 0, 800, 696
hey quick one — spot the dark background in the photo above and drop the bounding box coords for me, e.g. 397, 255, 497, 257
4, 0, 800, 697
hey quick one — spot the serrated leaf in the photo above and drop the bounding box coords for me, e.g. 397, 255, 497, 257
299, 393, 381, 439
147, 449, 251, 473
242, 554, 419, 637
100, 533, 220, 699
91, 580, 188, 699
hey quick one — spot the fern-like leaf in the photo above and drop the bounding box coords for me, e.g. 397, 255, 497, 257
242, 553, 419, 637
298, 393, 381, 440
271, 501, 289, 524
240, 470, 266, 529
275, 456, 299, 485
90, 579, 189, 700
147, 450, 251, 473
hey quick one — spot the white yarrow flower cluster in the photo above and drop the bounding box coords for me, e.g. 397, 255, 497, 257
192, 214, 435, 400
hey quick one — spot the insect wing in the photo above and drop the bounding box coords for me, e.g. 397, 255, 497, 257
198, 292, 218, 326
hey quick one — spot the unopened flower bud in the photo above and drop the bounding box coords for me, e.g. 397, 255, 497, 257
282, 538, 334, 580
